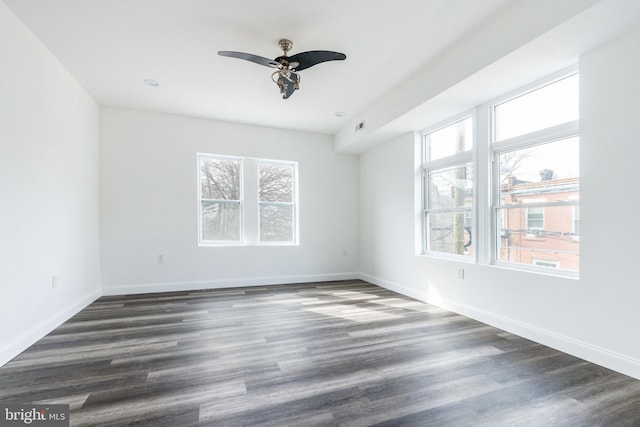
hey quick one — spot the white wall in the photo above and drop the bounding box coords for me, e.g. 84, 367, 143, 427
100, 108, 359, 294
359, 27, 640, 380
0, 2, 101, 366
579, 28, 640, 371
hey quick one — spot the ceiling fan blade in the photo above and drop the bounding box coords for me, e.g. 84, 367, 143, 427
285, 51, 346, 71
218, 51, 280, 68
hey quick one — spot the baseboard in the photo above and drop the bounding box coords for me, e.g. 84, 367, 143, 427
359, 273, 640, 381
101, 272, 362, 296
0, 289, 101, 368
358, 273, 432, 303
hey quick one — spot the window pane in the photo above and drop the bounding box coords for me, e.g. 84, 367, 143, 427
527, 207, 544, 230
499, 137, 579, 203
428, 117, 473, 161
429, 163, 473, 210
497, 205, 579, 271
259, 162, 294, 203
494, 74, 579, 141
201, 158, 241, 200
427, 211, 472, 256
260, 205, 293, 242
201, 201, 241, 241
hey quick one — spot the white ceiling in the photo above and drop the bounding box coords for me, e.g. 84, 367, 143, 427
2, 0, 512, 135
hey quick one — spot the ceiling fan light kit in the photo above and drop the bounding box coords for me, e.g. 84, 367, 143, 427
218, 39, 346, 99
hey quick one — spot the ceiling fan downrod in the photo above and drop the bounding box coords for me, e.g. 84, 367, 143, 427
272, 39, 300, 96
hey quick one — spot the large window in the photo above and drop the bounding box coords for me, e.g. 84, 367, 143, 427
492, 74, 579, 273
420, 69, 580, 276
422, 116, 473, 257
198, 154, 298, 246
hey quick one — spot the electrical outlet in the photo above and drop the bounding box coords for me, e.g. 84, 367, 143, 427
342, 249, 348, 257
157, 254, 165, 263
51, 274, 58, 288
457, 269, 465, 279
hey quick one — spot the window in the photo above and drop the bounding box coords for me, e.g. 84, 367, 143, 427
428, 117, 473, 160
422, 116, 473, 257
198, 154, 298, 246
492, 74, 579, 273
199, 156, 242, 243
259, 161, 297, 243
494, 74, 579, 141
526, 206, 544, 233
533, 259, 559, 268
419, 68, 580, 276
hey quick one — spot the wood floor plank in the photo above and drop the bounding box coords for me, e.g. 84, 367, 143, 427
1, 280, 639, 426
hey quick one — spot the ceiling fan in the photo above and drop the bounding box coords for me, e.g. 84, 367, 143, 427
218, 39, 346, 99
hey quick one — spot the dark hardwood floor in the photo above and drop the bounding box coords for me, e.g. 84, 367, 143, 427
1, 280, 639, 426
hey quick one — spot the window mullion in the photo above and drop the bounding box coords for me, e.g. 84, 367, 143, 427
475, 104, 490, 265
423, 151, 473, 171
497, 200, 578, 209
426, 207, 471, 213
491, 120, 579, 153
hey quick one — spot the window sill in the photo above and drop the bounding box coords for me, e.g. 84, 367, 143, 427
492, 261, 579, 279
199, 242, 299, 247
419, 251, 475, 263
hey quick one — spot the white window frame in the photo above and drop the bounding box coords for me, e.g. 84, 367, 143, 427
417, 66, 580, 277
198, 154, 244, 246
489, 68, 580, 277
421, 113, 475, 261
570, 195, 580, 241
198, 153, 299, 247
257, 159, 299, 245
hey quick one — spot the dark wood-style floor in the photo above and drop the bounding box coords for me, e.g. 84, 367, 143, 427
1, 280, 639, 426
